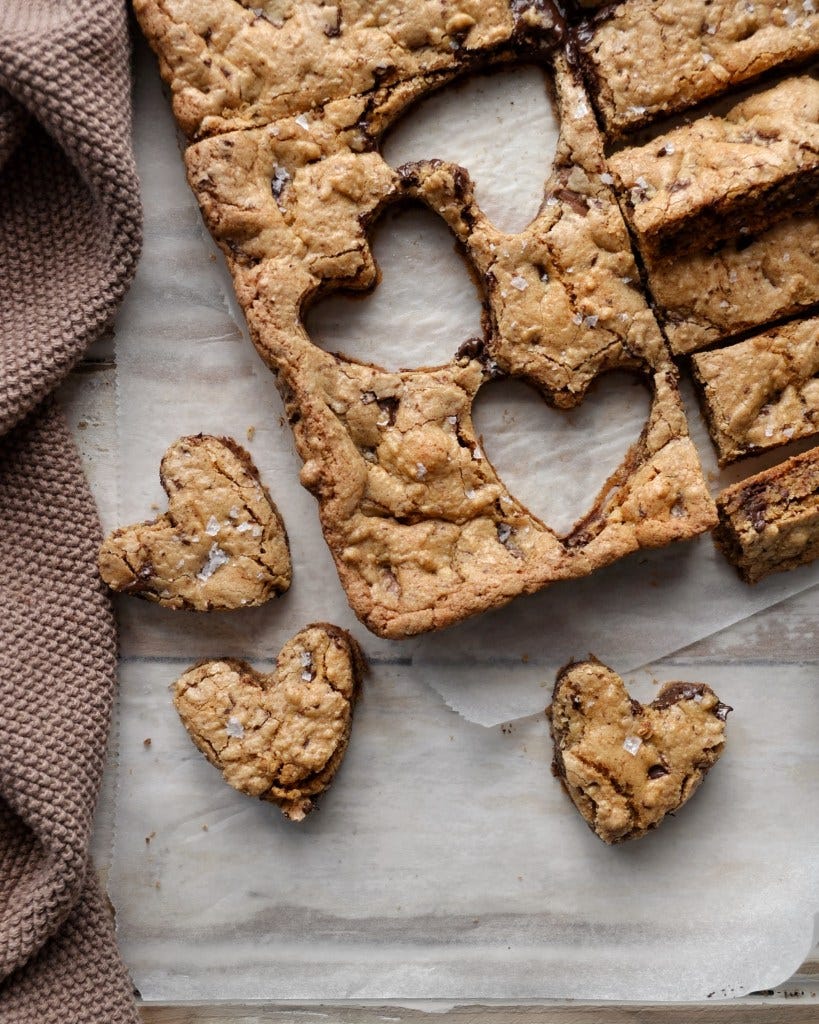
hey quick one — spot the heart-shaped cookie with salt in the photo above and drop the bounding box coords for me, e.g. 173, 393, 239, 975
173, 624, 365, 821
99, 435, 291, 611
548, 660, 731, 844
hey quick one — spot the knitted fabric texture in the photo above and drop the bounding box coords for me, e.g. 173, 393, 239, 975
0, 1, 141, 1021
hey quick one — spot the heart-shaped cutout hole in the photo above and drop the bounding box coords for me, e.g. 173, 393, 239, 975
548, 660, 731, 844
304, 201, 483, 371
383, 64, 558, 234
472, 373, 651, 537
174, 624, 365, 820
98, 435, 291, 610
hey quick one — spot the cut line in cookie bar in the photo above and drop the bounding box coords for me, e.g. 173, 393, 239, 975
691, 316, 819, 466
577, 0, 819, 138
644, 207, 819, 355
607, 75, 819, 260
714, 447, 819, 583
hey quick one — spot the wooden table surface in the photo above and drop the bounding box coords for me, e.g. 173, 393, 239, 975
61, 341, 817, 1024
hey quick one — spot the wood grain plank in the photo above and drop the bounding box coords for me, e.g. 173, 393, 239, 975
138, 999, 819, 1023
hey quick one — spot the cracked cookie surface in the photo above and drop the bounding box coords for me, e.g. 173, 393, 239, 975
173, 623, 364, 820
98, 434, 291, 610
548, 660, 730, 844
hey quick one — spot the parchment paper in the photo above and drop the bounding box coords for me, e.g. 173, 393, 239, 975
107, 44, 819, 1002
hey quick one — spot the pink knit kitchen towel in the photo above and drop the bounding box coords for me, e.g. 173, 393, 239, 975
0, 2, 141, 1020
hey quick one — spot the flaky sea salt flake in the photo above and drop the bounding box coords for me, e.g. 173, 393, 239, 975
271, 165, 290, 199
197, 544, 230, 582
623, 735, 642, 756
226, 716, 244, 738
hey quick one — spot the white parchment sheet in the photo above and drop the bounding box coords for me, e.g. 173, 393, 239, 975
108, 45, 819, 1002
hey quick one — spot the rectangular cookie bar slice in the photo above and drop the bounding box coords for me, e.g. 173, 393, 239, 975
578, 0, 819, 137
646, 208, 819, 355
691, 317, 819, 465
714, 447, 819, 582
607, 76, 819, 259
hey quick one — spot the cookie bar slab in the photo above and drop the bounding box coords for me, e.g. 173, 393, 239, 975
577, 0, 819, 138
646, 208, 819, 355
714, 447, 819, 582
174, 624, 364, 820
548, 660, 730, 844
99, 435, 291, 610
184, 55, 715, 638
133, 0, 550, 139
692, 317, 819, 465
608, 76, 819, 259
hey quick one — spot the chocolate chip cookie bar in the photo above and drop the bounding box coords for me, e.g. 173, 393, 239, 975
548, 659, 730, 844
714, 447, 819, 582
692, 317, 819, 465
134, 2, 717, 638
179, 50, 715, 638
577, 0, 819, 138
99, 435, 291, 610
645, 207, 819, 355
174, 623, 365, 820
608, 76, 819, 259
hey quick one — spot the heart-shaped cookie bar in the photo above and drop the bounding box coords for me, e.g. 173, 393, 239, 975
99, 435, 291, 610
173, 624, 365, 821
548, 660, 731, 844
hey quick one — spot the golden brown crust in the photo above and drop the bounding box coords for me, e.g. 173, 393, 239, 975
181, 54, 715, 639
173, 623, 365, 820
578, 0, 819, 137
548, 660, 730, 844
98, 434, 291, 610
691, 317, 819, 465
714, 447, 819, 583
